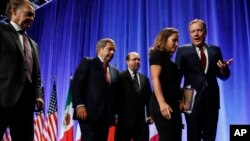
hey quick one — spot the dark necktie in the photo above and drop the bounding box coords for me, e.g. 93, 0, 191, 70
199, 47, 206, 71
133, 72, 140, 93
103, 63, 109, 85
19, 30, 33, 82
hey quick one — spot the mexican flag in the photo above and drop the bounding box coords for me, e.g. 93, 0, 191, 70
60, 80, 74, 141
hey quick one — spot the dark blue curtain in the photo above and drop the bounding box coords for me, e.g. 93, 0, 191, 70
28, 0, 250, 140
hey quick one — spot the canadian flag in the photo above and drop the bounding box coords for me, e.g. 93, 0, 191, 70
75, 123, 81, 141
1, 128, 11, 141
149, 123, 159, 141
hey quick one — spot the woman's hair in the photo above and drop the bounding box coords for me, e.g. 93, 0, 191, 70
149, 27, 178, 55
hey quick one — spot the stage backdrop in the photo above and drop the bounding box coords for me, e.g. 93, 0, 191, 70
27, 0, 250, 140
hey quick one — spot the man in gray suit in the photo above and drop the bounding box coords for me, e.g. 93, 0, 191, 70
0, 0, 44, 140
115, 52, 152, 141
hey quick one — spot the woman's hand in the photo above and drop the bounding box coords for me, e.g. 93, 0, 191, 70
159, 102, 173, 120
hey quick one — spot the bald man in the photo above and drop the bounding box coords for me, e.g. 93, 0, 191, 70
115, 52, 152, 141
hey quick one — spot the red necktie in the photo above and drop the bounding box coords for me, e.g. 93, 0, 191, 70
103, 63, 109, 85
19, 31, 33, 82
199, 47, 206, 71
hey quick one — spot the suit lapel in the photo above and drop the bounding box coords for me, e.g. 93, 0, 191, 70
191, 44, 210, 72
7, 24, 25, 58
205, 44, 212, 71
128, 70, 142, 94
27, 36, 38, 58
95, 57, 107, 83
109, 66, 114, 83
28, 37, 40, 70
190, 44, 200, 65
124, 70, 132, 80
123, 70, 135, 89
138, 73, 144, 89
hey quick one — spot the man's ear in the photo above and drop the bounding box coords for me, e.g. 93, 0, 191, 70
97, 47, 101, 53
126, 60, 129, 66
11, 7, 18, 17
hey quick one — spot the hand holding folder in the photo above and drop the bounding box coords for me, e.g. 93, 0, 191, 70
181, 87, 196, 114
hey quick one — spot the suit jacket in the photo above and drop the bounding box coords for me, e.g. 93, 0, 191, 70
72, 56, 119, 123
175, 44, 230, 110
0, 22, 42, 108
116, 70, 152, 127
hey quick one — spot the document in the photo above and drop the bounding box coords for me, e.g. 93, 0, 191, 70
182, 86, 196, 114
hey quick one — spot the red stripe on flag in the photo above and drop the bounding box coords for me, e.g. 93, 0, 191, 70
42, 81, 58, 141
60, 126, 73, 141
1, 128, 11, 141
60, 78, 74, 141
34, 112, 45, 141
150, 134, 159, 141
43, 113, 57, 141
108, 126, 116, 141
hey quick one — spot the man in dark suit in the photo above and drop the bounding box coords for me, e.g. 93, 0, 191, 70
72, 38, 119, 141
0, 0, 44, 140
115, 52, 152, 141
175, 19, 233, 141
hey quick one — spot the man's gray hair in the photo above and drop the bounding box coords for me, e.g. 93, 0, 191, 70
96, 38, 116, 54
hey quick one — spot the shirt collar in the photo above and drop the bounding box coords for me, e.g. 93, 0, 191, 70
195, 45, 206, 52
10, 21, 22, 32
98, 55, 104, 63
128, 69, 138, 77
128, 69, 134, 75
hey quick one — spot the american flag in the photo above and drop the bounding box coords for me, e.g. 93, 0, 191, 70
33, 82, 45, 141
42, 81, 58, 141
33, 111, 45, 141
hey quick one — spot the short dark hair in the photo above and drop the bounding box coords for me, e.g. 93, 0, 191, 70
126, 54, 130, 61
